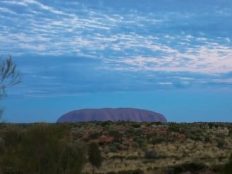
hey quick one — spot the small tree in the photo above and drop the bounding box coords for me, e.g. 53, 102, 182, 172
88, 142, 102, 174
0, 56, 21, 94
0, 56, 21, 121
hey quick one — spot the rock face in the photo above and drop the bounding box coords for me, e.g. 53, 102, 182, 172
57, 108, 167, 123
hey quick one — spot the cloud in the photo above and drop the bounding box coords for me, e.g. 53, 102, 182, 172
0, 7, 17, 15
1, 0, 232, 96
104, 37, 232, 74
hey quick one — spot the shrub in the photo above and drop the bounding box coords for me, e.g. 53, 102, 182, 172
134, 137, 145, 148
168, 124, 181, 133
217, 138, 225, 149
2, 126, 23, 148
0, 137, 4, 153
109, 142, 121, 152
224, 154, 232, 174
109, 130, 122, 142
88, 142, 103, 173
58, 142, 86, 174
229, 128, 232, 137
0, 124, 86, 174
144, 149, 158, 159
150, 136, 166, 144
131, 123, 141, 128
89, 132, 101, 139
167, 162, 207, 174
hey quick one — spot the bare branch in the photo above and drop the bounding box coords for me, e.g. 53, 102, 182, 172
0, 56, 21, 97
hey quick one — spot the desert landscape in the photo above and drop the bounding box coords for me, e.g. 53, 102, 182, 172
1, 122, 232, 174
0, 0, 232, 173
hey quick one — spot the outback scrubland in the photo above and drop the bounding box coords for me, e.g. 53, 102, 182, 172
0, 122, 232, 174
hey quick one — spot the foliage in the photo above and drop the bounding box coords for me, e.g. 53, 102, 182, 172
167, 162, 207, 174
58, 142, 86, 174
229, 128, 232, 137
224, 154, 232, 174
109, 130, 122, 142
168, 123, 181, 132
109, 142, 121, 152
150, 136, 166, 144
88, 142, 103, 169
144, 149, 158, 159
0, 124, 85, 174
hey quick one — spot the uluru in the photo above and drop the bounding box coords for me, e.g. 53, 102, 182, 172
57, 108, 167, 123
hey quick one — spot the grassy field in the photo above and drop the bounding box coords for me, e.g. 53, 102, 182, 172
0, 122, 232, 174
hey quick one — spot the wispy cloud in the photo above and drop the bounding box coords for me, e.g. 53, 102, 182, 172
1, 0, 232, 95
106, 41, 232, 74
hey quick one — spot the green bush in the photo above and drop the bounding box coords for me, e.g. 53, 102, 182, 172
88, 142, 103, 172
0, 124, 85, 174
58, 142, 86, 174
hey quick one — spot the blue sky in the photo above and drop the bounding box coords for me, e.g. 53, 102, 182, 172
0, 0, 232, 122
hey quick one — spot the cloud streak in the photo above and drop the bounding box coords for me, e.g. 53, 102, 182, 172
106, 41, 232, 74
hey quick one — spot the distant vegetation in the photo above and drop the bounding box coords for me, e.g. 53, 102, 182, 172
0, 122, 232, 174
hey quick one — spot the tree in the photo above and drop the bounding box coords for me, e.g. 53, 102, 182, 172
88, 142, 103, 174
0, 56, 21, 95
0, 56, 21, 121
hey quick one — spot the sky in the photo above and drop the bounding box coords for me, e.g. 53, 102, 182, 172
0, 0, 232, 122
